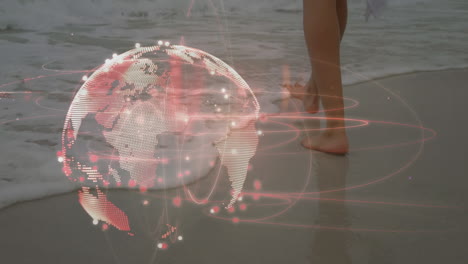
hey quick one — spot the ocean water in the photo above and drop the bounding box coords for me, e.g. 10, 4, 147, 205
0, 0, 467, 209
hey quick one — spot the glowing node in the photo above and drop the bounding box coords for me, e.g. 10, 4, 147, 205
257, 130, 263, 136
128, 179, 136, 188
254, 179, 262, 190
185, 156, 190, 161
92, 219, 98, 225
210, 70, 215, 75
237, 196, 243, 202
210, 206, 220, 214
112, 53, 117, 59
224, 94, 229, 99
216, 107, 221, 112
135, 43, 141, 48
82, 75, 88, 81
239, 203, 247, 211
157, 243, 168, 250
221, 88, 226, 93
142, 200, 149, 205
177, 235, 183, 241
89, 154, 99, 163
172, 197, 182, 207
57, 156, 64, 163
157, 40, 163, 45
231, 121, 236, 126
164, 41, 170, 47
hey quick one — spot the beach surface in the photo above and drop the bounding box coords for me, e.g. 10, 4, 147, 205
2, 0, 468, 210
0, 69, 467, 264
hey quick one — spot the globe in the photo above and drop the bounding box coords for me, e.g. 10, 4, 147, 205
59, 42, 260, 216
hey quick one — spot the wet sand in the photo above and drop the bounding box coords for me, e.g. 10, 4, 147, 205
0, 69, 467, 264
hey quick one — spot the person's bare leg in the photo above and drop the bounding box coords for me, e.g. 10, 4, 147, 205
288, 0, 348, 113
304, 0, 348, 110
301, 0, 349, 154
337, 0, 348, 41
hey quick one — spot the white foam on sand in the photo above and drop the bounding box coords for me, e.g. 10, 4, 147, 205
0, 123, 78, 209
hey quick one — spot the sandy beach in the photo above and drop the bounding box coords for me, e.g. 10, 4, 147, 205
0, 68, 467, 264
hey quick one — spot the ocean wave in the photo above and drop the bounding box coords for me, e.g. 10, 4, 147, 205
0, 0, 303, 30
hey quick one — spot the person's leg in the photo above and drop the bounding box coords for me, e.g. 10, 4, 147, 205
302, 0, 348, 154
337, 0, 348, 41
287, 0, 348, 113
304, 0, 348, 110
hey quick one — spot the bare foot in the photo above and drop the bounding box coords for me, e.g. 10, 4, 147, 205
283, 81, 307, 100
283, 79, 319, 114
301, 130, 349, 155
